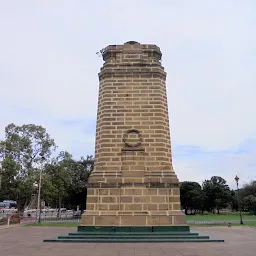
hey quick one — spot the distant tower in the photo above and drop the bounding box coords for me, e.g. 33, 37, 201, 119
81, 41, 185, 226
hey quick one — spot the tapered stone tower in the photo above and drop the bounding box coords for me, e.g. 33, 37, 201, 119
81, 41, 185, 226
44, 42, 225, 242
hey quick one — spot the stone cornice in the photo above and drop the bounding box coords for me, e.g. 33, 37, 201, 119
99, 69, 166, 80
86, 182, 179, 188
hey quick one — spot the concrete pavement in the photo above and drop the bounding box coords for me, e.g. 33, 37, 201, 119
0, 226, 256, 256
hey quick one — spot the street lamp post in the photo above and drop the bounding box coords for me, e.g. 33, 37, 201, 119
0, 144, 6, 190
37, 155, 45, 224
234, 175, 243, 225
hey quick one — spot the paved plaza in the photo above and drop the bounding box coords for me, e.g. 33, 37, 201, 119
0, 226, 256, 256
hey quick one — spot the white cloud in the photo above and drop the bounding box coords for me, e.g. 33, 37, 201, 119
0, 0, 255, 184
173, 145, 256, 189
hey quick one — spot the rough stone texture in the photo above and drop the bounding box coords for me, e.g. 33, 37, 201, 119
1, 226, 256, 256
81, 41, 185, 226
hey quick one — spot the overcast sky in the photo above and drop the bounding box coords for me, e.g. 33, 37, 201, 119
0, 0, 255, 188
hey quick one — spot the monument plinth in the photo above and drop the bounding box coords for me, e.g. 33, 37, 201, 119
81, 41, 185, 227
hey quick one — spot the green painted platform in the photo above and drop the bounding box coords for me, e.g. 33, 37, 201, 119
43, 226, 224, 243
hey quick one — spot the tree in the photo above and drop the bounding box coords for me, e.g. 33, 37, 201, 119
64, 155, 94, 210
241, 181, 256, 198
240, 181, 256, 214
202, 176, 231, 214
0, 123, 56, 213
180, 181, 202, 215
243, 195, 256, 214
42, 153, 94, 215
0, 156, 21, 200
43, 151, 73, 216
230, 190, 239, 211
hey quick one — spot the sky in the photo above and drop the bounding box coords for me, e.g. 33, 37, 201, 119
0, 0, 255, 189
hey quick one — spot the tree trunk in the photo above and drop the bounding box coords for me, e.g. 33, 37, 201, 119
185, 208, 188, 215
17, 201, 27, 217
57, 196, 61, 218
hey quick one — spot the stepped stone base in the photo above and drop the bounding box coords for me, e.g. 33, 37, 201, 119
43, 225, 225, 243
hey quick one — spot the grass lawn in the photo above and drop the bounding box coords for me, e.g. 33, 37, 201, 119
190, 222, 256, 227
186, 212, 256, 221
25, 222, 78, 227
26, 222, 256, 228
24, 212, 256, 228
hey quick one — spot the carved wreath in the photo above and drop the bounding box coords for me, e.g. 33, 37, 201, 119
123, 129, 143, 148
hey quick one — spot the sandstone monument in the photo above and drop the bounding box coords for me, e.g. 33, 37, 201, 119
44, 42, 223, 242
81, 41, 185, 226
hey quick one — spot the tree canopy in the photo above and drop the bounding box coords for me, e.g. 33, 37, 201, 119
0, 123, 56, 212
0, 123, 93, 213
180, 177, 256, 215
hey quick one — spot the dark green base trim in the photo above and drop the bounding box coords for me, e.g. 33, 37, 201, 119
43, 225, 224, 243
77, 225, 190, 233
68, 232, 202, 237
44, 238, 225, 243
59, 235, 210, 239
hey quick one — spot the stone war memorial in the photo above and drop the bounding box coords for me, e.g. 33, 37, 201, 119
44, 41, 223, 242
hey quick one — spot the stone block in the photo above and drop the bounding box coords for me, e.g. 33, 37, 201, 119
158, 204, 169, 210
173, 215, 186, 225
172, 188, 180, 196
87, 189, 95, 195
151, 196, 166, 203
101, 197, 116, 203
99, 189, 109, 195
86, 204, 95, 210
109, 189, 120, 195
134, 196, 147, 203
169, 196, 180, 203
143, 189, 157, 195
148, 204, 158, 210
148, 216, 159, 225
173, 203, 181, 210
122, 171, 145, 177
122, 189, 143, 195
125, 204, 142, 211
120, 215, 146, 226
87, 196, 98, 203
159, 216, 172, 225
98, 204, 108, 210
109, 204, 119, 210
158, 188, 168, 195
120, 196, 133, 203
95, 216, 119, 226
80, 216, 94, 226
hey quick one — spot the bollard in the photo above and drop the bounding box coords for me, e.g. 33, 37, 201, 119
7, 216, 11, 226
